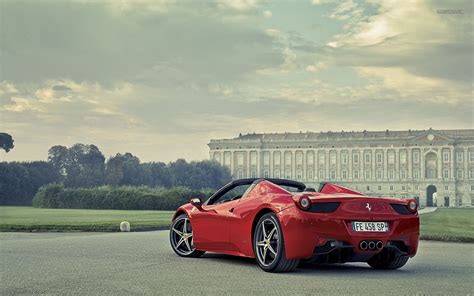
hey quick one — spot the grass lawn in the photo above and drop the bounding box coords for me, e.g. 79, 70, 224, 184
1, 207, 473, 242
420, 208, 474, 243
0, 206, 174, 232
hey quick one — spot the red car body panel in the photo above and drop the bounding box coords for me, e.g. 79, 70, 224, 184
172, 180, 419, 261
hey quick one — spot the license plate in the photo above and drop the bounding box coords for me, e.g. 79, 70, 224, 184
352, 221, 389, 232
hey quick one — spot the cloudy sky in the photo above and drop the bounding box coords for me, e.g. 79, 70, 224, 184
1, 0, 472, 162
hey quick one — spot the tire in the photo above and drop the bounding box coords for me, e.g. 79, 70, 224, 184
170, 214, 205, 258
253, 213, 299, 272
367, 254, 409, 270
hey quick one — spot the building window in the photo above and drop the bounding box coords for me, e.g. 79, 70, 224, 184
413, 152, 419, 163
330, 170, 336, 180
366, 185, 370, 191
263, 170, 269, 178
415, 185, 419, 190
457, 170, 463, 179
469, 169, 474, 179
285, 152, 292, 166
274, 170, 280, 178
444, 185, 448, 191
353, 170, 359, 180
250, 152, 257, 165
341, 153, 348, 165
319, 170, 325, 180
413, 170, 419, 179
365, 170, 371, 180
296, 170, 302, 180
238, 170, 243, 179
378, 185, 382, 191
377, 153, 383, 163
470, 151, 474, 162
330, 152, 337, 165
237, 153, 244, 166
285, 170, 291, 179
390, 185, 394, 191
443, 169, 449, 179
400, 151, 407, 164
342, 170, 347, 179
389, 170, 395, 180
377, 170, 383, 180
365, 153, 371, 163
251, 170, 257, 178
224, 152, 231, 167
353, 153, 359, 164
400, 170, 406, 179
307, 170, 313, 180
388, 152, 394, 164
456, 151, 463, 162
274, 152, 281, 165
296, 153, 303, 165
443, 151, 449, 162
307, 153, 314, 165
263, 152, 270, 165
402, 185, 406, 191
319, 154, 325, 165
471, 185, 474, 191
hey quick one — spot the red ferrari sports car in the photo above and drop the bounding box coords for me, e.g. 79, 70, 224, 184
169, 178, 419, 272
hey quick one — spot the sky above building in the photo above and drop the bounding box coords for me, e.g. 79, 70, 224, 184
1, 0, 472, 162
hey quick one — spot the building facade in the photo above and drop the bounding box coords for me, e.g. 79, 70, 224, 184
209, 129, 474, 207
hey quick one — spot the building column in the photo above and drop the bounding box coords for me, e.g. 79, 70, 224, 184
348, 151, 353, 181
326, 150, 330, 181
451, 148, 455, 180
408, 148, 412, 179
269, 150, 273, 178
437, 150, 442, 179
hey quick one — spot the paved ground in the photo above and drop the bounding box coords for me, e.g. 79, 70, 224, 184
1, 231, 473, 295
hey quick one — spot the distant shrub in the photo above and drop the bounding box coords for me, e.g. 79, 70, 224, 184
33, 184, 214, 210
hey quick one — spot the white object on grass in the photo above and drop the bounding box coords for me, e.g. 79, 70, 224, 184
120, 221, 130, 232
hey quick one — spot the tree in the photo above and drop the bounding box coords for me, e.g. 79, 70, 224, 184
105, 152, 145, 186
0, 133, 14, 153
47, 143, 105, 187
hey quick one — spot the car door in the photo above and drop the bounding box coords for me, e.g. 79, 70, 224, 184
191, 183, 251, 252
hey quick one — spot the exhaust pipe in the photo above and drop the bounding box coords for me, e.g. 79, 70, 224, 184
359, 241, 368, 250
368, 241, 376, 250
376, 241, 383, 250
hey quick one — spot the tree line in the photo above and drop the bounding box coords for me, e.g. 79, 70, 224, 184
0, 143, 231, 205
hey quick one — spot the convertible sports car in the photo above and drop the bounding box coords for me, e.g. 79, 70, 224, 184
169, 178, 419, 272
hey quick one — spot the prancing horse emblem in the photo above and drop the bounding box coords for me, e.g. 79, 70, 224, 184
366, 203, 372, 211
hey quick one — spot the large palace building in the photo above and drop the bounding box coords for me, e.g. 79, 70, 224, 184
208, 129, 474, 207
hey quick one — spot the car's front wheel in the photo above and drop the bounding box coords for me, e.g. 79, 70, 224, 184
170, 214, 205, 258
253, 213, 299, 272
367, 254, 409, 270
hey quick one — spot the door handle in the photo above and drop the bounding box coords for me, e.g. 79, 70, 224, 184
229, 208, 234, 213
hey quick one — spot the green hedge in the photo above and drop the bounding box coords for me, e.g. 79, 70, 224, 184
33, 184, 213, 210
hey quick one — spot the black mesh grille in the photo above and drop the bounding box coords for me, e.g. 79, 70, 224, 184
308, 202, 340, 213
390, 204, 414, 215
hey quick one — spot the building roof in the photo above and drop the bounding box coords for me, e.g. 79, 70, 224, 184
209, 129, 474, 145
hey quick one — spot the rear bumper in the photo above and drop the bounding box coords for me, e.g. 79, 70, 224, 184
278, 205, 419, 260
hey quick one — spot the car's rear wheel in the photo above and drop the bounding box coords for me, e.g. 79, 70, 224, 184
253, 213, 299, 272
367, 254, 409, 270
170, 214, 205, 258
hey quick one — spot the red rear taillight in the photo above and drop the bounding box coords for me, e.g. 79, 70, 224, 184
407, 200, 418, 213
297, 196, 311, 211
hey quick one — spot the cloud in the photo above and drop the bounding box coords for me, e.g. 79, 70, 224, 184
218, 0, 258, 11
0, 0, 471, 163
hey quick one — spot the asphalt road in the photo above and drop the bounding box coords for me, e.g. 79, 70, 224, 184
1, 231, 473, 296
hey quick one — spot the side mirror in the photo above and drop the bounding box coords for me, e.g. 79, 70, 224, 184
304, 187, 316, 192
190, 198, 203, 209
